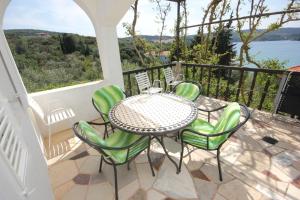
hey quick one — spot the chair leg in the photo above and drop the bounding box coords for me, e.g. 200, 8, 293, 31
147, 138, 155, 176
99, 156, 103, 173
127, 162, 131, 171
178, 140, 184, 173
174, 131, 180, 142
113, 164, 119, 200
217, 149, 223, 181
111, 125, 115, 133
104, 124, 108, 139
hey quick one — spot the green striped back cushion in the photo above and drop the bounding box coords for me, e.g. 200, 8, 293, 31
78, 121, 105, 146
175, 82, 200, 101
210, 103, 241, 143
92, 85, 125, 120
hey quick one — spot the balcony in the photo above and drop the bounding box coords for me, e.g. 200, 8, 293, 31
37, 64, 300, 200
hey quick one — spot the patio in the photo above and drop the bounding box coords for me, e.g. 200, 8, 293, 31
46, 96, 300, 200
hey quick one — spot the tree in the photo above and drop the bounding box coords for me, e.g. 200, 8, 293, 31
59, 33, 77, 54
123, 0, 146, 66
190, 29, 202, 49
169, 1, 189, 62
15, 38, 27, 54
211, 20, 236, 66
190, 0, 231, 63
151, 0, 171, 55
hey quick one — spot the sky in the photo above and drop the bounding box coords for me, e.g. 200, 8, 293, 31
3, 0, 300, 38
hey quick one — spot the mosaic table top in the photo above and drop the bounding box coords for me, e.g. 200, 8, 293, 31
109, 93, 198, 135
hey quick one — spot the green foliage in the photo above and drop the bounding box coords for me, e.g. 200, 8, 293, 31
60, 33, 77, 54
190, 44, 220, 64
190, 30, 202, 49
5, 31, 102, 93
253, 59, 286, 110
211, 27, 236, 66
267, 23, 281, 31
169, 37, 189, 62
15, 37, 27, 54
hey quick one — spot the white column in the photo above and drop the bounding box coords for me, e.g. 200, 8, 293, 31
75, 0, 135, 89
96, 25, 123, 87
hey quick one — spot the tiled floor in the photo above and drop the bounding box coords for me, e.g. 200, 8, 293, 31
46, 96, 300, 200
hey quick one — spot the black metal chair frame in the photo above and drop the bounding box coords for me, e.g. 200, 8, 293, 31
178, 103, 250, 181
171, 80, 203, 102
73, 121, 155, 200
91, 89, 127, 138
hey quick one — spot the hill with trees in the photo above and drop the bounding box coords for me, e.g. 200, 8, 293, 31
5, 29, 102, 92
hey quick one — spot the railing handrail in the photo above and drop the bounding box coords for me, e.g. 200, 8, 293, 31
182, 63, 288, 74
123, 63, 288, 75
123, 64, 174, 75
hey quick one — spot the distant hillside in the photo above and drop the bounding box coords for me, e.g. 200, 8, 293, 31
231, 28, 300, 42
5, 27, 300, 43
122, 27, 300, 43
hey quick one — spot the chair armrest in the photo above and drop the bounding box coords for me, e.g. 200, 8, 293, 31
152, 80, 162, 88
87, 121, 110, 126
197, 105, 227, 113
180, 128, 210, 137
182, 125, 240, 137
97, 135, 149, 151
74, 121, 149, 151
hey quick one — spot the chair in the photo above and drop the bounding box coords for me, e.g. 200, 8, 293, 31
163, 67, 184, 89
135, 72, 163, 94
73, 121, 154, 200
92, 85, 126, 137
274, 71, 300, 117
28, 97, 75, 157
172, 81, 202, 102
178, 103, 250, 181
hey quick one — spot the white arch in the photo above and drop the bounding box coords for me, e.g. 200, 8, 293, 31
0, 0, 135, 100
75, 0, 135, 88
0, 0, 29, 106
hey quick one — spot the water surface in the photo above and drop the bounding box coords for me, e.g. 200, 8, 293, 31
234, 40, 300, 67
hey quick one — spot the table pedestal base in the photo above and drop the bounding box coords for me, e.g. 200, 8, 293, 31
152, 135, 180, 174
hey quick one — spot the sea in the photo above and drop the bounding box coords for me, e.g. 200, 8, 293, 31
234, 40, 300, 68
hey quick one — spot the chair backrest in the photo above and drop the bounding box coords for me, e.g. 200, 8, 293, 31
92, 85, 125, 121
209, 103, 242, 147
135, 72, 151, 92
163, 67, 175, 84
173, 82, 201, 101
214, 102, 241, 134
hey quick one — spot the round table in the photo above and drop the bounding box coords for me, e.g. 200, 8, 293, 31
109, 93, 198, 173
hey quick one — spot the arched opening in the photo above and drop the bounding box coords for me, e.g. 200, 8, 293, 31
3, 0, 103, 93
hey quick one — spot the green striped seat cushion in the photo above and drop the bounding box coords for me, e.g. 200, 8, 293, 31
182, 103, 241, 150
92, 85, 125, 122
175, 82, 200, 101
78, 121, 148, 163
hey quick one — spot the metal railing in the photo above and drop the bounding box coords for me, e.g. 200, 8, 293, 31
122, 62, 287, 111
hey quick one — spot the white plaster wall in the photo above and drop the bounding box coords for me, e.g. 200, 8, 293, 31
75, 0, 136, 90
30, 80, 107, 137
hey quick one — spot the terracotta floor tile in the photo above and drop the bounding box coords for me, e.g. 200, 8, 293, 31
46, 97, 300, 200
